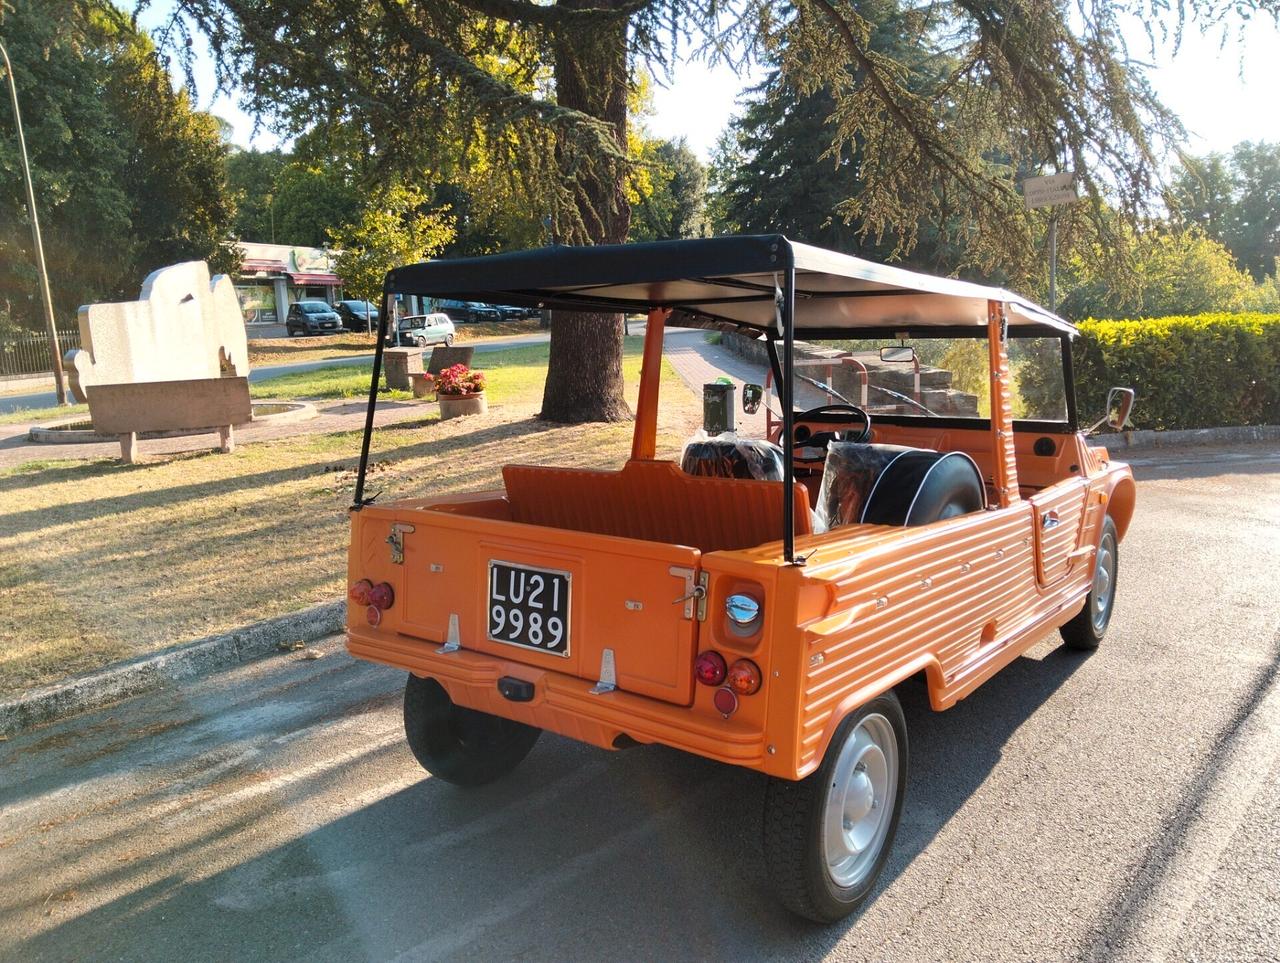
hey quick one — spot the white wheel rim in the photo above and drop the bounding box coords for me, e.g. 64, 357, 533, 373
823, 712, 898, 889
1092, 532, 1116, 632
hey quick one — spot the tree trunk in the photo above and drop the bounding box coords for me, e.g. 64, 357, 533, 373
539, 3, 632, 423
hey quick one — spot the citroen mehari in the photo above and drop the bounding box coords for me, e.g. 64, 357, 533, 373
344, 236, 1136, 922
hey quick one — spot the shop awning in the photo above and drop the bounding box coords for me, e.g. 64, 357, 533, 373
242, 258, 288, 274
290, 272, 343, 286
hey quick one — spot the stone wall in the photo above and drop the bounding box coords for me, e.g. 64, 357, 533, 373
721, 332, 979, 416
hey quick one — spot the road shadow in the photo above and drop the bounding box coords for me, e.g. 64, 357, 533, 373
14, 646, 1086, 961
1123, 445, 1280, 482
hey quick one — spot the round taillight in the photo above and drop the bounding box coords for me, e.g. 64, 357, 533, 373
365, 604, 382, 626
348, 579, 373, 606
368, 582, 394, 610
713, 687, 738, 716
727, 659, 762, 696
694, 651, 727, 686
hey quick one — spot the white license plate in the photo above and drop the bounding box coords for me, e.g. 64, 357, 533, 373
487, 561, 570, 656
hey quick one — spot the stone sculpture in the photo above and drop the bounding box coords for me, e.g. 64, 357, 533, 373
64, 261, 252, 462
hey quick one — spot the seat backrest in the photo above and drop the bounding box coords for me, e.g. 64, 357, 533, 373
503, 459, 810, 553
680, 436, 785, 481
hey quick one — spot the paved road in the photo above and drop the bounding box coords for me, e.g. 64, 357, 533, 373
2, 444, 1278, 961
0, 333, 555, 415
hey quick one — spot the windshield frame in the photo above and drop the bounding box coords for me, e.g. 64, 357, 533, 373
770, 328, 1078, 435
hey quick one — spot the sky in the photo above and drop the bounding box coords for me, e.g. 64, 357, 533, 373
158, 7, 1279, 162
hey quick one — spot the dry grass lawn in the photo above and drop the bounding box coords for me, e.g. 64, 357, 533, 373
0, 342, 699, 696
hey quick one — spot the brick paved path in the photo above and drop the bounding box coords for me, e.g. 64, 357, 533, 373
0, 399, 425, 469
663, 328, 840, 437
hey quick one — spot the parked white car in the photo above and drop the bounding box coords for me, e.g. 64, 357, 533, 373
394, 313, 456, 347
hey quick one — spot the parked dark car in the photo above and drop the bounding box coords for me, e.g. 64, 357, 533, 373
436, 299, 501, 323
395, 313, 456, 347
286, 300, 342, 336
336, 300, 380, 331
495, 304, 533, 321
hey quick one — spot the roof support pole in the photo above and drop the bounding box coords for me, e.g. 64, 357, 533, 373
630, 307, 671, 461
986, 300, 1020, 507
782, 268, 798, 563
352, 284, 393, 509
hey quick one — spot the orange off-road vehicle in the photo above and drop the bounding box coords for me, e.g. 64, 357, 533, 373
345, 236, 1136, 922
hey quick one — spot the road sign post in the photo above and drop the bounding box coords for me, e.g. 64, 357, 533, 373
1022, 171, 1079, 314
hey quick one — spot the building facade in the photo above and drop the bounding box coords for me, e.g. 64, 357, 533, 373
234, 242, 344, 324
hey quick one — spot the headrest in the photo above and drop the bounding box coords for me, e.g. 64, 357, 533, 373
680, 433, 786, 481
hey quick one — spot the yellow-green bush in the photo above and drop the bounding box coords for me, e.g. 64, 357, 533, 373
1074, 313, 1280, 430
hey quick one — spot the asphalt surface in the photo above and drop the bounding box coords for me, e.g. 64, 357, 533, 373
0, 332, 554, 415
1, 443, 1277, 962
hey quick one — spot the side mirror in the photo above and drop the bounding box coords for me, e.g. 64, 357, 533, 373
880, 345, 917, 364
1105, 386, 1135, 430
1088, 386, 1135, 434
742, 383, 763, 414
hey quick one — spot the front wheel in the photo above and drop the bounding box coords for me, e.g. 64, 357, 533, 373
763, 691, 908, 922
1060, 515, 1119, 651
415, 336, 427, 347
403, 674, 541, 787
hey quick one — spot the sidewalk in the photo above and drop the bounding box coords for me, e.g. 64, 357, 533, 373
663, 329, 839, 434
0, 398, 425, 469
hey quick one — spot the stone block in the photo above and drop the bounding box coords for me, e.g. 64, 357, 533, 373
383, 347, 423, 390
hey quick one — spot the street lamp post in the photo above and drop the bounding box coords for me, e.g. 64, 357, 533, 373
0, 39, 68, 405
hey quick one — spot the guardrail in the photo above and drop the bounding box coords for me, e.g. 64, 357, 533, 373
0, 328, 80, 378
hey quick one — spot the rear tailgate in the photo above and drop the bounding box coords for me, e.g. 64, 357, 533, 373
379, 508, 702, 706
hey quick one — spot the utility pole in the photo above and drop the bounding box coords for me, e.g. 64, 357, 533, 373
1, 39, 67, 404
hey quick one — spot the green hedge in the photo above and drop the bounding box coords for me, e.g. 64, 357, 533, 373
1073, 313, 1280, 431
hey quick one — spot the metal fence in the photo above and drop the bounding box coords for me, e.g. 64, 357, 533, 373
0, 328, 81, 378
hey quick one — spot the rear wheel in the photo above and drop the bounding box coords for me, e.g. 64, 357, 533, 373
1061, 515, 1118, 651
403, 674, 541, 786
444, 333, 455, 346
763, 691, 907, 922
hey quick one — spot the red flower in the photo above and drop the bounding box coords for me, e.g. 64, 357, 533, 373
435, 363, 485, 396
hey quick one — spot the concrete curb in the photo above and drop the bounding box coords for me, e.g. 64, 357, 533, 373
0, 599, 345, 737
1099, 424, 1280, 450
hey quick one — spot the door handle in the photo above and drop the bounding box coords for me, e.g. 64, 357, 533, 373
1041, 511, 1061, 530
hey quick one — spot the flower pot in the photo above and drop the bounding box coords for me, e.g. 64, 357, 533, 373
410, 372, 435, 399
438, 391, 487, 420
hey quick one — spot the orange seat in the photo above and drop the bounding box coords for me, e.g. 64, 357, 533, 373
502, 459, 810, 553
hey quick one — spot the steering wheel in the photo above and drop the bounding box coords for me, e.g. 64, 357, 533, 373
791, 404, 872, 464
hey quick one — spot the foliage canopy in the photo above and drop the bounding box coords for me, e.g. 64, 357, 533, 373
1, 0, 236, 331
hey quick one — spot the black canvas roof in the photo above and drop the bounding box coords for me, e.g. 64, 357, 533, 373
386, 234, 1074, 336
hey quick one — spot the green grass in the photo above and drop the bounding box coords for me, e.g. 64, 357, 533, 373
250, 339, 640, 404
0, 402, 89, 427
0, 336, 694, 696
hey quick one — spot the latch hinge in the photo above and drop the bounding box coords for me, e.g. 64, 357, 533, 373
670, 567, 710, 621
386, 523, 414, 565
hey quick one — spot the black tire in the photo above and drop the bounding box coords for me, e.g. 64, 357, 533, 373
444, 333, 455, 346
287, 327, 298, 337
1060, 515, 1119, 651
415, 336, 427, 347
403, 674, 541, 787
763, 691, 908, 923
